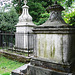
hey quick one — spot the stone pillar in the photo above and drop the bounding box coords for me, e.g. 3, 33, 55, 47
15, 0, 35, 50
28, 1, 75, 75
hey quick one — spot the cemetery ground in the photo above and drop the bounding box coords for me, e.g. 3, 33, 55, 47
0, 55, 24, 75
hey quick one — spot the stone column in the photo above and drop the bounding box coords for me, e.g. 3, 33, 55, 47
28, 1, 75, 75
15, 0, 35, 50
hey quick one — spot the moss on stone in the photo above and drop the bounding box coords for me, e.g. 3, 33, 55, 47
52, 43, 55, 57
38, 40, 40, 56
44, 40, 47, 58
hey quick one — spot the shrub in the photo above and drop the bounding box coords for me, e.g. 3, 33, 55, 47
63, 10, 75, 26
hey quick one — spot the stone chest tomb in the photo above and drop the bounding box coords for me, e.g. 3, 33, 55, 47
15, 0, 35, 51
28, 1, 75, 75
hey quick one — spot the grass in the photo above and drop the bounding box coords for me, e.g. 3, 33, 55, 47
0, 56, 24, 75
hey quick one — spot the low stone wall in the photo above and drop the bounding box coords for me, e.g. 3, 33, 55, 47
0, 51, 31, 63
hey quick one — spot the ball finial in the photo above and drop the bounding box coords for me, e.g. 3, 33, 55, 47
24, 0, 27, 5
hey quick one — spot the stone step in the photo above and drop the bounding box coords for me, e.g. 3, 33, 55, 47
8, 48, 33, 53
11, 63, 30, 75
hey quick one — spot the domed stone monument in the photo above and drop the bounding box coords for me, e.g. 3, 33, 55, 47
15, 0, 35, 52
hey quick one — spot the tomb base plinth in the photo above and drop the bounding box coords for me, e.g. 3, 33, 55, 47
28, 65, 74, 75
27, 57, 75, 75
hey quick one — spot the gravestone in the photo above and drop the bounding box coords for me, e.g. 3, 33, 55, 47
28, 1, 75, 75
15, 0, 35, 51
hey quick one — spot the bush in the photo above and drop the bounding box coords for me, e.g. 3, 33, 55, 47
63, 10, 75, 26
0, 7, 18, 32
34, 12, 50, 25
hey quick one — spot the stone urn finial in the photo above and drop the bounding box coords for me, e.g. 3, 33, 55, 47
24, 0, 27, 5
42, 1, 67, 26
49, 1, 65, 11
16, 0, 35, 26
48, 1, 65, 22
18, 0, 32, 23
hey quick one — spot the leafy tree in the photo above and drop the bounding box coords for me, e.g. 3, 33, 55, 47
63, 10, 75, 26
12, 0, 46, 22
0, 7, 18, 32
34, 12, 50, 25
28, 2, 45, 22
12, 0, 74, 14
12, 0, 24, 14
12, 0, 52, 14
12, 0, 74, 25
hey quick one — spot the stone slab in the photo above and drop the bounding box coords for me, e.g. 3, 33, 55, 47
33, 27, 75, 34
28, 65, 74, 75
11, 63, 30, 75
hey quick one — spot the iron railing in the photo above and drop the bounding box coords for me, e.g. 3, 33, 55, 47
0, 32, 34, 57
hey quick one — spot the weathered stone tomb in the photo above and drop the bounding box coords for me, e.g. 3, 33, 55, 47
15, 0, 35, 50
27, 1, 75, 75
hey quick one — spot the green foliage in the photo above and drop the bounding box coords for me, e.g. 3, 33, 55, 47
28, 2, 45, 22
12, 0, 24, 14
0, 56, 24, 74
35, 12, 50, 25
63, 10, 75, 26
12, 0, 74, 25
0, 7, 18, 32
12, 0, 52, 23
